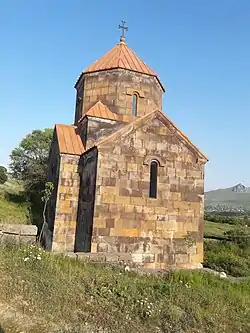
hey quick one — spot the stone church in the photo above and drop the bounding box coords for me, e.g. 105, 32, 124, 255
47, 25, 208, 269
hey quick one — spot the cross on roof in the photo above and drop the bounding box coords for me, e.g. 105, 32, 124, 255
119, 21, 128, 42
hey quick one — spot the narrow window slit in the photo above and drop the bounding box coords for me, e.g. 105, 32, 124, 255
149, 160, 158, 198
132, 94, 138, 116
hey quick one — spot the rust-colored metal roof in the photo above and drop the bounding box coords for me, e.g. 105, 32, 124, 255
85, 101, 118, 120
83, 40, 164, 91
55, 124, 84, 155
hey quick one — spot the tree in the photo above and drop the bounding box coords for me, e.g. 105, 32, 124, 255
0, 166, 8, 184
39, 181, 54, 243
9, 128, 53, 228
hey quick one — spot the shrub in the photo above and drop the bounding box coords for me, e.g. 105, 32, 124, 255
204, 240, 250, 277
0, 166, 8, 184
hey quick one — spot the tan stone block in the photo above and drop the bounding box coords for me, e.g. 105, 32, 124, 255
53, 233, 65, 243
124, 205, 135, 213
190, 253, 203, 264
179, 201, 189, 209
57, 185, 68, 194
94, 218, 106, 228
196, 242, 203, 254
109, 86, 116, 94
141, 220, 156, 231
119, 188, 131, 196
190, 202, 200, 210
156, 221, 176, 231
171, 192, 181, 201
63, 164, 77, 173
127, 163, 137, 172
143, 206, 155, 214
143, 213, 157, 221
109, 227, 124, 237
101, 87, 109, 95
134, 205, 143, 213
101, 192, 115, 204
98, 168, 111, 178
125, 228, 139, 237
85, 89, 92, 97
146, 198, 162, 207
53, 220, 65, 228
173, 201, 181, 209
60, 207, 72, 214
154, 206, 167, 214
100, 186, 118, 195
161, 230, 174, 238
130, 197, 146, 206
175, 222, 186, 233
102, 177, 117, 186
91, 242, 98, 253
115, 195, 130, 205
68, 221, 76, 229
59, 199, 71, 208
158, 127, 169, 136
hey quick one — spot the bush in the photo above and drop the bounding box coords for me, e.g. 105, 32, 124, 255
0, 166, 8, 184
204, 239, 250, 277
204, 213, 244, 226
224, 228, 250, 249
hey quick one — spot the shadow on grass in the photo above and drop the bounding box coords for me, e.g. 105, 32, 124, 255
0, 325, 5, 333
4, 191, 27, 205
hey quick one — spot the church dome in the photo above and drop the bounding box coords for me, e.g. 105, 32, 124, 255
81, 38, 164, 91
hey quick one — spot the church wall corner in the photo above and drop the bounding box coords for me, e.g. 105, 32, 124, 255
51, 154, 81, 252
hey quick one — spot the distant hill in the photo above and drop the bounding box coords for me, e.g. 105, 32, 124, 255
205, 183, 250, 212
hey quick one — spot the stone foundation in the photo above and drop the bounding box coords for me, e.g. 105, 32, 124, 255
0, 224, 37, 245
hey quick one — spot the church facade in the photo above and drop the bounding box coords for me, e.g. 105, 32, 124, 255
47, 30, 208, 269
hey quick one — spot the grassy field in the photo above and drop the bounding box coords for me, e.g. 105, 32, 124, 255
0, 243, 250, 333
204, 220, 250, 277
0, 179, 29, 224
204, 220, 237, 238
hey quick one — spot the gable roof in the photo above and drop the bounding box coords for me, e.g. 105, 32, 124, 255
77, 39, 164, 91
55, 124, 84, 155
96, 109, 208, 162
85, 101, 118, 121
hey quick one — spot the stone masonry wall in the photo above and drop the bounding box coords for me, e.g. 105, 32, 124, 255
74, 69, 163, 124
52, 154, 81, 252
77, 116, 126, 151
91, 112, 205, 269
85, 117, 125, 150
0, 224, 37, 245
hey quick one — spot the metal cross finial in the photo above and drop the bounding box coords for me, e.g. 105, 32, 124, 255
119, 21, 128, 42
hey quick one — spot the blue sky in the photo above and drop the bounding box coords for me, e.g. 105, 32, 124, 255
0, 0, 249, 191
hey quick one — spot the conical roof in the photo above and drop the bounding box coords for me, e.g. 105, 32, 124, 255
81, 39, 164, 91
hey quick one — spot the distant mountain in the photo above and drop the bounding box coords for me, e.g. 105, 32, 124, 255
231, 183, 249, 193
205, 183, 250, 212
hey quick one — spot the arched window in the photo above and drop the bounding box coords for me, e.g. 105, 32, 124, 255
132, 94, 138, 116
149, 160, 158, 198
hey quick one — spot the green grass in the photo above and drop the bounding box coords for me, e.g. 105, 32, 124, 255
204, 220, 237, 238
0, 244, 250, 333
204, 239, 250, 277
0, 179, 29, 224
204, 225, 250, 277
